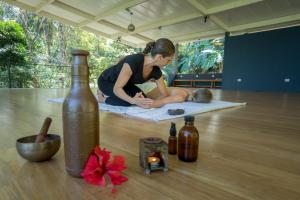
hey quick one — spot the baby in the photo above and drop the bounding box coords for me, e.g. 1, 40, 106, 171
146, 87, 213, 108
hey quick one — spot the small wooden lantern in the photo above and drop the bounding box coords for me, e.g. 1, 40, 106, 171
139, 137, 168, 174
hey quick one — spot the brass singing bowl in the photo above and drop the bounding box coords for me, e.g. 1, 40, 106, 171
16, 134, 61, 162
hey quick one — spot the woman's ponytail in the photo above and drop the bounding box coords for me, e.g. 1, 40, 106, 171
142, 41, 155, 54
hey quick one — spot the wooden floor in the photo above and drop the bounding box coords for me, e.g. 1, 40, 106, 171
0, 88, 300, 200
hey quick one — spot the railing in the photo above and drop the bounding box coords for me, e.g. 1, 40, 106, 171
0, 62, 98, 88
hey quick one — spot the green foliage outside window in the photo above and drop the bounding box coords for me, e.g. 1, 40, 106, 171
161, 38, 224, 86
177, 38, 224, 74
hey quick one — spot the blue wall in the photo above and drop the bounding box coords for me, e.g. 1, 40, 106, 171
223, 26, 300, 92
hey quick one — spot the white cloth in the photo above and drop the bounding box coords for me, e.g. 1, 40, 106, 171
49, 98, 246, 121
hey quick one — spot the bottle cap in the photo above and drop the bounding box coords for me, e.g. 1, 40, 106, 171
184, 115, 195, 122
170, 122, 177, 136
71, 49, 90, 56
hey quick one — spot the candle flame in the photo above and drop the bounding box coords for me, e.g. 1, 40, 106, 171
148, 156, 160, 163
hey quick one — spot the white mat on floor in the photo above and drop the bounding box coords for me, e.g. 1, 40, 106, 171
49, 98, 246, 121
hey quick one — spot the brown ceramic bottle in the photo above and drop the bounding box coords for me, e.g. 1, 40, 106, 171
178, 115, 199, 162
168, 122, 177, 155
63, 49, 99, 177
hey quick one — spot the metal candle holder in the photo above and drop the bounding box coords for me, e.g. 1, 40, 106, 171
139, 137, 168, 174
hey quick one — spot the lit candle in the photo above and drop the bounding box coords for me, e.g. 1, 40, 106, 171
148, 156, 160, 168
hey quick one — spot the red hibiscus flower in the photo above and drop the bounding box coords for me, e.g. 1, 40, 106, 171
81, 146, 128, 193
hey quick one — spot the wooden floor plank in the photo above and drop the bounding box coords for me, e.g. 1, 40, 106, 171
0, 88, 300, 200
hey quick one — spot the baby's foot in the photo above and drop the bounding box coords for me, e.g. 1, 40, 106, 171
97, 89, 106, 103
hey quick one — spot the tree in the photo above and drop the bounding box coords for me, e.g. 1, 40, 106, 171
0, 20, 26, 63
0, 20, 29, 87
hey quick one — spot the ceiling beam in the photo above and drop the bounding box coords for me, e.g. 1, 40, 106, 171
49, 1, 151, 44
175, 33, 224, 43
4, 0, 35, 12
78, 0, 146, 28
229, 13, 300, 32
186, 0, 229, 31
82, 27, 138, 48
135, 12, 202, 33
39, 10, 78, 27
117, 0, 262, 39
39, 12, 140, 47
206, 0, 263, 14
4, 0, 140, 47
98, 20, 153, 42
52, 0, 94, 21
81, 26, 113, 39
208, 15, 230, 31
137, 29, 225, 46
230, 22, 300, 37
171, 29, 224, 42
112, 12, 203, 38
128, 34, 153, 43
36, 0, 55, 14
98, 20, 128, 33
185, 0, 263, 32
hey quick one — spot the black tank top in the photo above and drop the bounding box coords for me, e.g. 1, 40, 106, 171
101, 53, 162, 85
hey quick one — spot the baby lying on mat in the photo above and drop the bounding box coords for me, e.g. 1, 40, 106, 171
146, 86, 213, 108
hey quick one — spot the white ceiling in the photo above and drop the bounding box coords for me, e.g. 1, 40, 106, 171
5, 0, 300, 47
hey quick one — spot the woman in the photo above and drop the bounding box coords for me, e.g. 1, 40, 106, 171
97, 38, 175, 108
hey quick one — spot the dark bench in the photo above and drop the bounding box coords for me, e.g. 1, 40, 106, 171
172, 73, 222, 88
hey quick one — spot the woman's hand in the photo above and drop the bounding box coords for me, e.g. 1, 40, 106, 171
132, 92, 153, 108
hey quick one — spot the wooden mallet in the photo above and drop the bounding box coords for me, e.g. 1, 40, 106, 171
35, 117, 52, 143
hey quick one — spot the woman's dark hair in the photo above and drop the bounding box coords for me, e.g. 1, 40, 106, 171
143, 38, 175, 58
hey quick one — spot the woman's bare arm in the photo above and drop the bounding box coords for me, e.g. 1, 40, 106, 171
154, 77, 169, 99
113, 63, 153, 108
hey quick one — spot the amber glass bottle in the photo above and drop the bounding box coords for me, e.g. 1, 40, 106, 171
178, 115, 199, 162
63, 50, 99, 177
168, 122, 177, 155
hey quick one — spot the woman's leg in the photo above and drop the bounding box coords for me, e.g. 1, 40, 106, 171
98, 76, 145, 106
105, 84, 146, 106
97, 75, 110, 103
97, 89, 106, 103
98, 78, 130, 106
